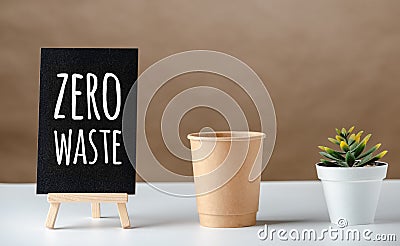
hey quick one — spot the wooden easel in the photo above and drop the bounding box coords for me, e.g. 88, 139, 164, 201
45, 193, 130, 229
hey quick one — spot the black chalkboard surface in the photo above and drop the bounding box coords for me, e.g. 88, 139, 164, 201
37, 48, 138, 194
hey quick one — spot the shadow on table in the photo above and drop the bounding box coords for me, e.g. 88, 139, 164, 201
257, 217, 400, 226
53, 216, 134, 230
256, 218, 328, 226
133, 219, 195, 229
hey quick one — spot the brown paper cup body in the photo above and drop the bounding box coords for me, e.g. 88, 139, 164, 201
188, 131, 264, 228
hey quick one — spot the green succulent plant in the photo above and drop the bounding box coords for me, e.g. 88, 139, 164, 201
318, 126, 388, 167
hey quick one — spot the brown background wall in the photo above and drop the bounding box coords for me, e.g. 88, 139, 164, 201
1, 0, 399, 182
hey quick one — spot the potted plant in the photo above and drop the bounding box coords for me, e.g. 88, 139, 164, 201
316, 126, 388, 226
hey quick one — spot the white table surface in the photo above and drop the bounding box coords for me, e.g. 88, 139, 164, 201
0, 181, 399, 245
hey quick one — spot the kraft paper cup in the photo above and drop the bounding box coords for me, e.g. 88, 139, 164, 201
187, 131, 265, 228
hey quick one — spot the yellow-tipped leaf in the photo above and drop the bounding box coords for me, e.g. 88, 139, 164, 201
328, 138, 340, 145
362, 134, 372, 145
336, 135, 345, 141
376, 150, 388, 159
348, 133, 356, 145
325, 147, 345, 160
355, 131, 364, 143
340, 141, 350, 152
357, 143, 382, 159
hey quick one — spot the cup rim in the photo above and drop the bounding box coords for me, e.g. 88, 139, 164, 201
187, 131, 266, 141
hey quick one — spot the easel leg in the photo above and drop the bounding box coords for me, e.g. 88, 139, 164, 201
91, 202, 101, 218
45, 202, 60, 229
117, 203, 130, 229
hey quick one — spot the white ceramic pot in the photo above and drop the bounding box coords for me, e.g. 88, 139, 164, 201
316, 162, 388, 226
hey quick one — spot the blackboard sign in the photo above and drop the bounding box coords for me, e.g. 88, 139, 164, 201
37, 48, 138, 194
